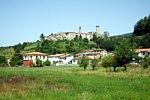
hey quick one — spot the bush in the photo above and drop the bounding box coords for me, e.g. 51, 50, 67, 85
140, 55, 150, 69
0, 56, 7, 67
43, 60, 51, 66
10, 56, 23, 66
30, 62, 35, 67
101, 56, 112, 68
35, 58, 43, 67
78, 56, 89, 70
101, 56, 117, 72
91, 59, 99, 70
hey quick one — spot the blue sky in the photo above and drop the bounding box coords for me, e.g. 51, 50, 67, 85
0, 0, 150, 46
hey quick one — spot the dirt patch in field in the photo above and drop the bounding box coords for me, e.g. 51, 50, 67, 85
0, 75, 36, 96
0, 75, 35, 84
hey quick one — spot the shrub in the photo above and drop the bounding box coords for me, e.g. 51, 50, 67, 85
78, 56, 89, 70
0, 56, 7, 67
30, 62, 35, 67
35, 58, 43, 67
10, 56, 23, 66
91, 59, 99, 70
140, 55, 150, 69
43, 60, 51, 66
101, 56, 112, 68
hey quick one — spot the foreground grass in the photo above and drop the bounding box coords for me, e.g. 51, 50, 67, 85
0, 66, 149, 100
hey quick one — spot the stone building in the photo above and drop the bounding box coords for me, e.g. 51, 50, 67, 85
45, 26, 102, 41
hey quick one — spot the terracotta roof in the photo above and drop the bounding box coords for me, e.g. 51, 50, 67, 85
66, 32, 78, 34
84, 50, 94, 52
86, 53, 101, 56
87, 33, 93, 35
73, 57, 82, 60
49, 54, 64, 57
135, 48, 150, 53
49, 54, 71, 58
24, 52, 48, 56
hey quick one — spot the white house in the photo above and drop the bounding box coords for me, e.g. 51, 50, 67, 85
83, 49, 107, 58
135, 48, 150, 58
93, 49, 107, 58
23, 52, 48, 66
71, 57, 81, 65
48, 54, 74, 66
86, 53, 101, 59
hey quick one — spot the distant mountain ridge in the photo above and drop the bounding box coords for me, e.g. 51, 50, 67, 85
112, 32, 133, 37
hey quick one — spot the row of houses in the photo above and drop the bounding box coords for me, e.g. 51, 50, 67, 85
23, 49, 107, 66
23, 48, 150, 67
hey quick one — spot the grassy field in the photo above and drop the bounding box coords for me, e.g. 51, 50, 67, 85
0, 66, 149, 100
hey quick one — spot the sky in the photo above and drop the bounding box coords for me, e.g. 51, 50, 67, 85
0, 0, 150, 46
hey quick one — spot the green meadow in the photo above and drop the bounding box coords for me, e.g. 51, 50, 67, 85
0, 66, 149, 100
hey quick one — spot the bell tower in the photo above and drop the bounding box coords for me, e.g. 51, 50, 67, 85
96, 26, 100, 34
79, 26, 82, 33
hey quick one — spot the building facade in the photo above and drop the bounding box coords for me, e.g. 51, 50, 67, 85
23, 52, 48, 66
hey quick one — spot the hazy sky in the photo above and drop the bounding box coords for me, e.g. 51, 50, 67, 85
0, 0, 150, 46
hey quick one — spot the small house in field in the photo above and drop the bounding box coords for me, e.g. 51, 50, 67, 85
48, 54, 73, 66
135, 48, 150, 58
83, 49, 107, 58
86, 52, 101, 59
23, 52, 48, 66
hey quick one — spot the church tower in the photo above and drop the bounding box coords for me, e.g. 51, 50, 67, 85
79, 26, 82, 33
96, 26, 100, 34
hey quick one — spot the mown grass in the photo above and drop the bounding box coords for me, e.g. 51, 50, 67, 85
0, 66, 149, 100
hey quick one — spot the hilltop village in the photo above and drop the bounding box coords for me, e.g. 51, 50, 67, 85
45, 26, 103, 41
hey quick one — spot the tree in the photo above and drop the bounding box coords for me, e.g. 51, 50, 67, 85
40, 33, 45, 41
101, 56, 117, 71
79, 35, 82, 41
0, 56, 7, 67
78, 56, 89, 70
43, 60, 51, 66
93, 33, 97, 42
10, 56, 18, 66
145, 15, 150, 34
74, 35, 79, 41
133, 15, 150, 36
91, 59, 99, 70
114, 38, 136, 71
83, 38, 89, 43
35, 58, 43, 67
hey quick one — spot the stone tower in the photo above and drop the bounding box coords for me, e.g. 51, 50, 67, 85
96, 26, 100, 34
79, 26, 82, 33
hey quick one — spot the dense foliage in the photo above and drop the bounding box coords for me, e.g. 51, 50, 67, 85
113, 38, 137, 71
35, 58, 43, 67
43, 60, 51, 66
78, 56, 89, 69
0, 56, 7, 67
10, 56, 23, 66
134, 15, 150, 36
91, 59, 99, 70
140, 55, 150, 69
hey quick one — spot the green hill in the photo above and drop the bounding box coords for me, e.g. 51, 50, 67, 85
112, 32, 133, 37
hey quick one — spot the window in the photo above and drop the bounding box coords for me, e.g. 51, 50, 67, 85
143, 52, 145, 55
36, 56, 38, 59
30, 56, 32, 59
25, 56, 26, 59
43, 56, 45, 59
